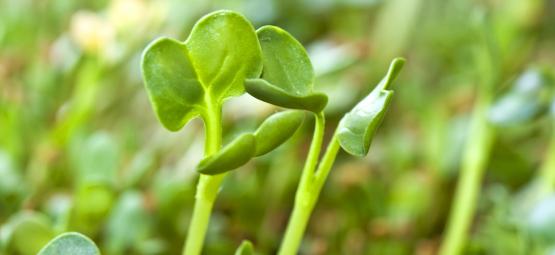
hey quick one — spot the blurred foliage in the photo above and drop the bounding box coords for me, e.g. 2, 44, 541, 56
1, 0, 555, 254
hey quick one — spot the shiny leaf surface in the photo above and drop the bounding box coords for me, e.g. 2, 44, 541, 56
141, 10, 262, 131
245, 25, 327, 112
337, 58, 405, 156
196, 133, 256, 175
254, 110, 304, 156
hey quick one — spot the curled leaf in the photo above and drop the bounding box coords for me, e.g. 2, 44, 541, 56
245, 79, 327, 112
196, 110, 303, 175
141, 10, 262, 131
234, 240, 255, 255
196, 133, 256, 175
337, 58, 405, 157
254, 110, 304, 156
37, 232, 100, 255
245, 25, 328, 112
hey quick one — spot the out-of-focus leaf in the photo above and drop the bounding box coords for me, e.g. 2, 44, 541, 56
337, 58, 405, 156
71, 132, 119, 185
105, 191, 149, 255
489, 68, 552, 126
197, 133, 256, 175
141, 10, 262, 131
70, 182, 114, 236
526, 195, 555, 242
37, 232, 99, 255
234, 240, 254, 255
245, 25, 328, 112
2, 212, 55, 255
253, 110, 304, 156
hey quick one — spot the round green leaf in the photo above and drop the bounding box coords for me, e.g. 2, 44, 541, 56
186, 10, 263, 100
234, 240, 254, 255
141, 10, 262, 131
254, 110, 304, 156
4, 212, 55, 255
196, 133, 256, 175
141, 38, 204, 131
38, 232, 100, 255
337, 58, 405, 157
245, 25, 328, 112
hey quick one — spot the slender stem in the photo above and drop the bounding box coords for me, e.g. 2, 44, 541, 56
539, 120, 555, 195
439, 95, 494, 255
313, 136, 341, 193
278, 112, 326, 255
183, 103, 224, 255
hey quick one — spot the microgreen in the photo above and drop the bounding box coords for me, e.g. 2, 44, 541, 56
141, 9, 404, 255
140, 10, 305, 255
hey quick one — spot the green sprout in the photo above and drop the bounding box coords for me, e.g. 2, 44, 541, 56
140, 10, 404, 255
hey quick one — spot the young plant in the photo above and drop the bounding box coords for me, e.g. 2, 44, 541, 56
142, 10, 404, 254
245, 25, 405, 254
141, 11, 304, 255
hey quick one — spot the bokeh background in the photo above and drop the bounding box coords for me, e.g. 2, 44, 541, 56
1, 0, 555, 254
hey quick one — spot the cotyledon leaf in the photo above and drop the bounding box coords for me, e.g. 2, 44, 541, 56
37, 232, 100, 255
337, 58, 405, 157
254, 110, 304, 156
245, 79, 328, 113
197, 110, 304, 175
141, 10, 262, 131
186, 10, 262, 100
245, 25, 328, 112
141, 38, 203, 131
234, 240, 255, 255
196, 133, 256, 175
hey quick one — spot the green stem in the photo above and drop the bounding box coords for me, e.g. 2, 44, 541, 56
539, 120, 555, 195
439, 94, 494, 255
278, 113, 342, 255
183, 103, 224, 255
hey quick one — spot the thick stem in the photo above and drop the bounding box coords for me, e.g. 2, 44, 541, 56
278, 115, 346, 255
183, 103, 224, 255
439, 95, 494, 255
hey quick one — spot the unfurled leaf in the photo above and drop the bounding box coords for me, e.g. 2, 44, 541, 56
245, 25, 328, 112
141, 10, 262, 131
337, 58, 405, 156
141, 38, 203, 131
254, 110, 304, 156
37, 232, 99, 255
196, 133, 256, 175
234, 240, 254, 255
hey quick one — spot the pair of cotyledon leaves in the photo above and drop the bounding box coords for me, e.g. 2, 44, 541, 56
141, 10, 404, 175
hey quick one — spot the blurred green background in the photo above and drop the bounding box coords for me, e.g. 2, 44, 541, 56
1, 0, 555, 254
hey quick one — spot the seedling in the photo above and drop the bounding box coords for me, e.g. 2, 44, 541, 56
141, 10, 304, 255
245, 25, 405, 254
141, 10, 404, 255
